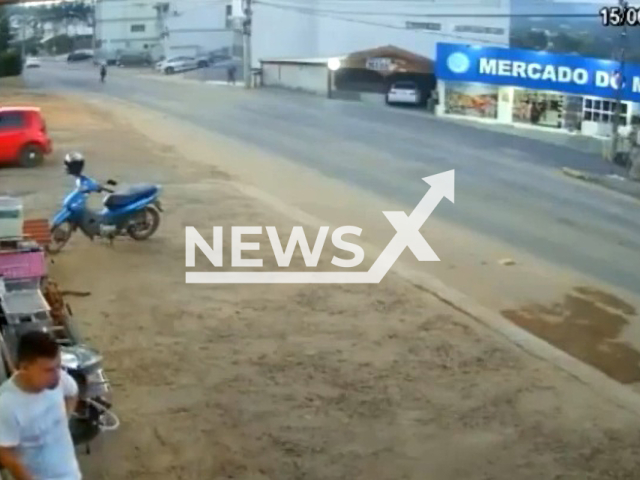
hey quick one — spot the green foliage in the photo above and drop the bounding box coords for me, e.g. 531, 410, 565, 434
0, 6, 12, 51
511, 30, 548, 51
20, 1, 93, 25
0, 50, 22, 78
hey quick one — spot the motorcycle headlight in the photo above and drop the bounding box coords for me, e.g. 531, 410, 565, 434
61, 351, 80, 370
61, 345, 103, 371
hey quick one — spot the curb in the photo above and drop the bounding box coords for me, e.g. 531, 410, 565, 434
561, 167, 640, 202
561, 167, 596, 181
236, 175, 640, 420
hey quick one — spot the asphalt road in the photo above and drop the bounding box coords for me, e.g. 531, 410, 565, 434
24, 63, 640, 298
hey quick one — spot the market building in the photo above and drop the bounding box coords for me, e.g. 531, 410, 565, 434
435, 42, 640, 137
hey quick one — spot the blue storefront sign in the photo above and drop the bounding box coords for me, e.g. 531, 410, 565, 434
436, 42, 640, 103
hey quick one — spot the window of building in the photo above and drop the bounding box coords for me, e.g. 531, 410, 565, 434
512, 89, 564, 128
445, 82, 498, 119
453, 25, 505, 35
130, 24, 145, 33
583, 98, 628, 125
406, 21, 441, 31
225, 5, 233, 28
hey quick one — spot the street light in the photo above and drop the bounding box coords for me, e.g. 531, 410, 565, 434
327, 57, 341, 99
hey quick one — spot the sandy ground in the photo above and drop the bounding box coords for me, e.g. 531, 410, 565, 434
2, 82, 640, 479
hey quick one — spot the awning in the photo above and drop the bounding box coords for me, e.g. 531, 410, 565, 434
341, 45, 434, 75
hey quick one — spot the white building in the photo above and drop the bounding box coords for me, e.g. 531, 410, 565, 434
95, 0, 163, 60
95, 0, 235, 61
162, 2, 235, 58
251, 0, 511, 66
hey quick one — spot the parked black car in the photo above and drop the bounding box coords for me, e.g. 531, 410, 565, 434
67, 52, 93, 62
116, 52, 152, 67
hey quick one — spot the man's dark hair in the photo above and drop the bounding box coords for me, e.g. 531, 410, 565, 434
17, 331, 59, 364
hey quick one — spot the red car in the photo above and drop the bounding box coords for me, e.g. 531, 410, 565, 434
0, 107, 52, 167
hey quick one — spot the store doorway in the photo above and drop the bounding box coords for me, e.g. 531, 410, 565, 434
512, 89, 566, 129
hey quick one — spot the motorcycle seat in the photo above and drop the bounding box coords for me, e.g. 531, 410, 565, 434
103, 184, 158, 210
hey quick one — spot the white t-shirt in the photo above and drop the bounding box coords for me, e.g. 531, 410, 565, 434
0, 370, 81, 480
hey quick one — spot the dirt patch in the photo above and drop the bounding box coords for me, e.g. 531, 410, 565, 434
502, 286, 640, 384
4, 88, 640, 479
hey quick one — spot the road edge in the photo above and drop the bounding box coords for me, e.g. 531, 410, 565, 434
240, 181, 640, 418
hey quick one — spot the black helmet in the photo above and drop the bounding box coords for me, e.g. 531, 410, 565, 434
64, 152, 85, 176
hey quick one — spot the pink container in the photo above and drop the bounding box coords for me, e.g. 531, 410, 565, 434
0, 251, 47, 280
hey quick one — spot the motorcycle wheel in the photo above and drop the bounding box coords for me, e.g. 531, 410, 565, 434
127, 207, 160, 241
70, 406, 102, 446
47, 222, 74, 254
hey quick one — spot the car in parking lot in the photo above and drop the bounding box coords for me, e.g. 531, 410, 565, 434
116, 52, 152, 67
67, 51, 93, 62
156, 56, 195, 74
25, 57, 41, 68
156, 55, 210, 74
0, 107, 52, 167
386, 81, 422, 106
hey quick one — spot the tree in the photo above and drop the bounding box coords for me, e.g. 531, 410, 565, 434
510, 29, 548, 51
0, 6, 12, 51
550, 32, 585, 54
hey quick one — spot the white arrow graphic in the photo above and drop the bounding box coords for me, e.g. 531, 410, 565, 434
186, 170, 455, 284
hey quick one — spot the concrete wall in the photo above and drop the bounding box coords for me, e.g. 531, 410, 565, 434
164, 2, 233, 57
497, 86, 514, 123
262, 63, 328, 95
165, 30, 234, 57
253, 6, 319, 64
96, 0, 234, 61
95, 0, 161, 59
252, 0, 510, 67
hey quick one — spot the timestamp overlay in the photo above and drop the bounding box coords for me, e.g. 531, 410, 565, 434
600, 4, 640, 27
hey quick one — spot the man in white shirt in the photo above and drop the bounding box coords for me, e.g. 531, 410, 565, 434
0, 331, 81, 480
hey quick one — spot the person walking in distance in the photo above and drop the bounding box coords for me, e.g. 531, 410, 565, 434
0, 331, 81, 480
227, 64, 237, 85
100, 62, 107, 83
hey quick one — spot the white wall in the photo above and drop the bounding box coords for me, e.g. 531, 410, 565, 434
164, 2, 233, 57
262, 63, 328, 95
95, 0, 161, 57
253, 6, 319, 62
253, 0, 510, 66
96, 0, 235, 60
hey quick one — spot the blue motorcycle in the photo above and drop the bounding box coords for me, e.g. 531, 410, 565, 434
48, 152, 163, 254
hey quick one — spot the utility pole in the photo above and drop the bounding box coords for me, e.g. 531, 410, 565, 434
154, 2, 169, 59
91, 0, 97, 55
20, 0, 26, 69
242, 0, 252, 88
609, 0, 629, 166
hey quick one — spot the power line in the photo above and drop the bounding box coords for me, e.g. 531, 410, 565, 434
254, 0, 510, 45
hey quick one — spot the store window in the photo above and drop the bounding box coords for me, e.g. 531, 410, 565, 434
512, 89, 565, 128
583, 98, 628, 126
444, 82, 498, 119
